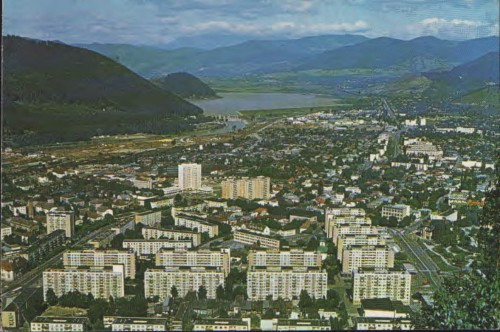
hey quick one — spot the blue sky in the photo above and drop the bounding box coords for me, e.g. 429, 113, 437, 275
4, 0, 499, 48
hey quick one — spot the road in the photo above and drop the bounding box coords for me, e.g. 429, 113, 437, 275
390, 229, 442, 289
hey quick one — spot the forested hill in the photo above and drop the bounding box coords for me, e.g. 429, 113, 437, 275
3, 36, 203, 145
152, 72, 218, 99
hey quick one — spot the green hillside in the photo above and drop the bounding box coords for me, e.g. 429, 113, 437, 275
152, 72, 218, 99
3, 36, 203, 146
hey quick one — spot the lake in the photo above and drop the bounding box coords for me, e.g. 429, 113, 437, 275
192, 92, 339, 115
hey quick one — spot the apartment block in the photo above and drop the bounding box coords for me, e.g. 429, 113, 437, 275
63, 249, 136, 279
248, 249, 322, 268
43, 265, 125, 300
30, 316, 89, 332
133, 177, 153, 189
326, 216, 371, 239
178, 163, 202, 190
47, 211, 75, 238
352, 269, 412, 305
325, 208, 368, 238
381, 204, 411, 221
262, 318, 330, 331
174, 213, 219, 238
247, 266, 327, 301
341, 245, 395, 274
234, 229, 280, 250
194, 318, 251, 331
332, 224, 380, 245
135, 211, 162, 226
142, 226, 202, 246
221, 176, 271, 200
110, 317, 168, 331
145, 266, 225, 299
155, 248, 231, 275
27, 230, 66, 263
122, 239, 192, 255
337, 234, 386, 260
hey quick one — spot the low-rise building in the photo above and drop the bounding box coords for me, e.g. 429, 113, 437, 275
142, 226, 202, 246
123, 239, 192, 255
30, 316, 89, 332
110, 317, 168, 331
173, 213, 219, 238
261, 318, 330, 331
193, 318, 251, 331
27, 230, 66, 263
381, 204, 411, 221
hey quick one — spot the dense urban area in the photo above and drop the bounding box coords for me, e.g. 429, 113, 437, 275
2, 96, 498, 331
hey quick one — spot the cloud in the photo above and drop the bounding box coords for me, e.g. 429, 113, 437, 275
406, 17, 495, 39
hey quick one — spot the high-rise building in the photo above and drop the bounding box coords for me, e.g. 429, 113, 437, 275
145, 267, 224, 299
248, 249, 322, 268
221, 176, 271, 200
337, 234, 386, 260
63, 249, 136, 279
135, 211, 162, 226
352, 268, 412, 305
341, 245, 395, 274
332, 225, 380, 245
178, 163, 202, 190
247, 266, 327, 301
155, 248, 231, 276
325, 208, 367, 238
43, 265, 125, 300
47, 211, 75, 238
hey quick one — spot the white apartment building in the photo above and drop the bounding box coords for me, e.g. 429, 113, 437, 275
234, 229, 280, 250
405, 142, 443, 159
332, 224, 380, 245
122, 239, 192, 255
352, 269, 412, 305
381, 204, 411, 221
142, 227, 202, 246
145, 267, 224, 299
110, 317, 168, 331
174, 214, 219, 238
337, 234, 386, 260
47, 211, 75, 238
248, 249, 322, 268
43, 265, 125, 300
178, 163, 202, 190
30, 316, 89, 332
155, 248, 231, 276
325, 208, 366, 238
194, 318, 251, 331
134, 211, 162, 226
247, 266, 327, 301
221, 176, 271, 200
133, 177, 153, 189
341, 245, 395, 274
63, 249, 136, 279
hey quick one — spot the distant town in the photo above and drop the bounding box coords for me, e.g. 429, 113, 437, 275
2, 98, 497, 331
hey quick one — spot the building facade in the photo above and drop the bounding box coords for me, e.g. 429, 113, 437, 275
178, 163, 202, 190
142, 227, 202, 246
221, 176, 271, 200
30, 316, 89, 332
155, 248, 231, 275
248, 249, 322, 268
47, 211, 75, 238
63, 249, 136, 279
381, 205, 411, 221
234, 229, 280, 250
135, 211, 162, 226
352, 269, 412, 305
341, 245, 395, 274
122, 239, 192, 255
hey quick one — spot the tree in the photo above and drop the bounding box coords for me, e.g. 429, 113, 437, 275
198, 285, 207, 300
110, 234, 124, 249
45, 288, 58, 306
216, 285, 225, 301
298, 290, 313, 314
170, 285, 178, 299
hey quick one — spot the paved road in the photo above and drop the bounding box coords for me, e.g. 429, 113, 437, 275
390, 229, 442, 289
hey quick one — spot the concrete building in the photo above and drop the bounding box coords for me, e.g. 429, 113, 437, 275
221, 176, 271, 200
43, 265, 125, 300
30, 316, 89, 332
248, 249, 322, 268
47, 211, 75, 238
27, 230, 66, 263
381, 204, 411, 221
332, 225, 380, 245
142, 226, 202, 246
234, 229, 280, 250
356, 298, 412, 330
178, 163, 202, 190
194, 318, 251, 331
261, 318, 330, 331
110, 317, 168, 331
352, 269, 412, 305
63, 249, 136, 279
123, 239, 192, 255
337, 234, 386, 260
133, 177, 153, 189
155, 248, 231, 275
145, 266, 225, 299
341, 245, 395, 274
247, 266, 327, 301
173, 213, 219, 238
134, 211, 162, 226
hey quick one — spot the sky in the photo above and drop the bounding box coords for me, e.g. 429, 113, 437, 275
3, 0, 499, 48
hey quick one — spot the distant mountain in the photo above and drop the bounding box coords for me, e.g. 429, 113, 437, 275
297, 36, 500, 72
152, 72, 218, 99
77, 34, 369, 77
3, 36, 202, 145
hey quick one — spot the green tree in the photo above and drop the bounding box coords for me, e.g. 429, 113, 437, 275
198, 285, 207, 300
171, 285, 178, 299
298, 290, 313, 314
45, 288, 58, 306
216, 285, 225, 301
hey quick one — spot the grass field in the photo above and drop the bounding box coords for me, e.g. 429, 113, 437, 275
42, 306, 87, 317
